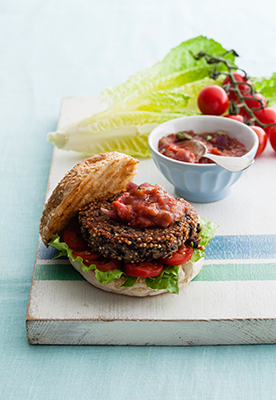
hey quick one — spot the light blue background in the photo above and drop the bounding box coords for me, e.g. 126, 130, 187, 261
1, 1, 276, 399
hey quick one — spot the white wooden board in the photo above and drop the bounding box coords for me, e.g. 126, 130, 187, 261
26, 98, 276, 345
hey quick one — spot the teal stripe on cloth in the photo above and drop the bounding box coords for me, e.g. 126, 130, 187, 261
35, 261, 276, 282
193, 262, 276, 281
34, 263, 84, 281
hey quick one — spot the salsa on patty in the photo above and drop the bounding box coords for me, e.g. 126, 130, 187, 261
78, 183, 202, 263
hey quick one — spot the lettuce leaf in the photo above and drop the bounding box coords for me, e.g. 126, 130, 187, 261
94, 268, 124, 285
109, 91, 190, 113
48, 216, 217, 293
121, 276, 139, 287
48, 110, 197, 158
101, 36, 235, 106
175, 75, 225, 110
145, 265, 180, 294
251, 72, 276, 106
191, 217, 218, 262
48, 235, 124, 284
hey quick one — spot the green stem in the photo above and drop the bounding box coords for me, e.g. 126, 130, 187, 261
192, 50, 275, 129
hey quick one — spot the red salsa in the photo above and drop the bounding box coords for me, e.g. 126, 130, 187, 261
158, 130, 248, 164
102, 182, 187, 229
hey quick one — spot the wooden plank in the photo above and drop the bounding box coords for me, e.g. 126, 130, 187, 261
27, 319, 276, 346
26, 97, 276, 345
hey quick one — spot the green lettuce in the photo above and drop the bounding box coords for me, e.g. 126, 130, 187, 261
48, 234, 124, 284
48, 216, 217, 294
191, 217, 218, 263
252, 72, 276, 106
175, 75, 225, 110
145, 265, 180, 294
121, 276, 139, 287
48, 109, 196, 158
48, 36, 234, 157
109, 91, 190, 113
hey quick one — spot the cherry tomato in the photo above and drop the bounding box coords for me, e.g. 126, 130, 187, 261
93, 258, 122, 271
269, 125, 276, 152
224, 114, 244, 123
160, 245, 193, 266
72, 250, 101, 265
231, 93, 267, 123
223, 72, 252, 101
254, 107, 276, 136
243, 92, 266, 110
63, 228, 88, 250
124, 261, 163, 278
197, 85, 229, 116
250, 126, 267, 157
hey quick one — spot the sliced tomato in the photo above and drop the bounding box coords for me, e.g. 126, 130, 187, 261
161, 245, 193, 266
124, 261, 163, 277
93, 258, 122, 271
72, 250, 101, 265
63, 228, 88, 251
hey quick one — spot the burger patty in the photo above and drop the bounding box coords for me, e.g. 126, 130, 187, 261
78, 193, 202, 263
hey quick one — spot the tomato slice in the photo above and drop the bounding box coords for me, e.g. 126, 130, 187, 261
124, 261, 163, 278
93, 258, 122, 271
63, 228, 88, 251
72, 250, 101, 266
161, 245, 193, 266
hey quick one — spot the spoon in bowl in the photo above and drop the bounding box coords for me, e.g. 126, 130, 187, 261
187, 140, 254, 173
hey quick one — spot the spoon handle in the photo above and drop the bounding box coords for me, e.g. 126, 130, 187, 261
205, 154, 254, 173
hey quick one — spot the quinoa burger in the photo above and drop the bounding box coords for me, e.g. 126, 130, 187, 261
40, 152, 217, 297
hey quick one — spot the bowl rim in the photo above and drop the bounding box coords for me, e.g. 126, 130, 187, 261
148, 115, 259, 168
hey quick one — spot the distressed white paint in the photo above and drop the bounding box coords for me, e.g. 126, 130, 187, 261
26, 97, 276, 345
28, 280, 276, 321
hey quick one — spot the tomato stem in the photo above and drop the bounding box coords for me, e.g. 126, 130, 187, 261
191, 50, 276, 129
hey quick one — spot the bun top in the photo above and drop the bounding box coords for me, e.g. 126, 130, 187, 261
39, 152, 139, 246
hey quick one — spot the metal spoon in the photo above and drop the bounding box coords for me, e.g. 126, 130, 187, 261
187, 140, 254, 173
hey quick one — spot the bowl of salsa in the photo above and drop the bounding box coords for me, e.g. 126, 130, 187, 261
158, 130, 248, 164
148, 115, 258, 202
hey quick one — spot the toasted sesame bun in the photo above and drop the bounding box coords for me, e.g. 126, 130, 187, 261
39, 152, 139, 246
69, 257, 204, 297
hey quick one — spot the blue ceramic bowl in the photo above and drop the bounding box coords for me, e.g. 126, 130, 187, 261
148, 115, 258, 202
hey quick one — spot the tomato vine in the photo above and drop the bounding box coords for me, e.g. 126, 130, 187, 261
191, 49, 276, 131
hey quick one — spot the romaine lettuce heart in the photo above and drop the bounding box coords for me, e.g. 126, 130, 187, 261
48, 110, 196, 157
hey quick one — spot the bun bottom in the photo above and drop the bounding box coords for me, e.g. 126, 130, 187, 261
69, 258, 204, 297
